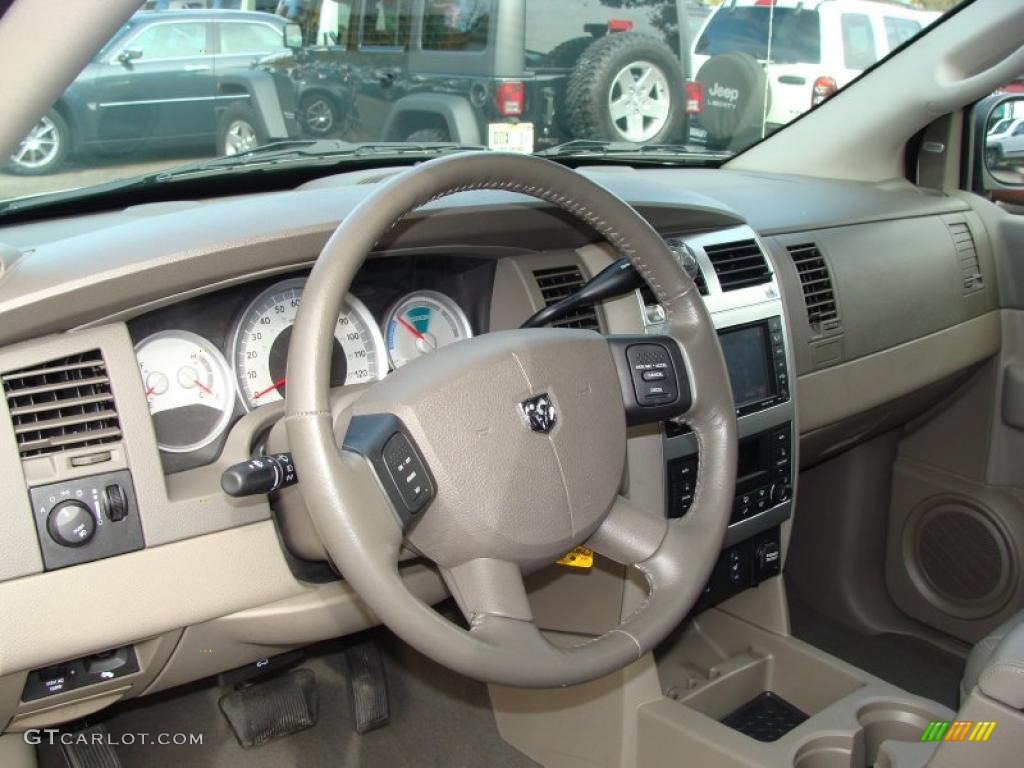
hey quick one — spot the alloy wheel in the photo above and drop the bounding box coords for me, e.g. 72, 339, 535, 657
607, 61, 671, 143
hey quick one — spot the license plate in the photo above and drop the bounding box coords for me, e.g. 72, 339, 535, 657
488, 122, 534, 154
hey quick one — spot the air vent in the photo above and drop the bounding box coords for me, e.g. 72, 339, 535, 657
947, 221, 984, 293
2, 350, 121, 459
788, 243, 840, 333
704, 239, 772, 291
532, 265, 600, 330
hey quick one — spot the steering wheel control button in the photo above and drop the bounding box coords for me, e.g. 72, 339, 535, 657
221, 453, 298, 497
29, 469, 144, 571
382, 434, 431, 513
627, 344, 677, 405
342, 414, 436, 527
47, 500, 96, 547
607, 335, 691, 426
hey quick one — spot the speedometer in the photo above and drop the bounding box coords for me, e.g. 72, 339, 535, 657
230, 277, 386, 410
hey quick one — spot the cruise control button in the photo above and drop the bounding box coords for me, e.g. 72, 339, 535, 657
641, 370, 666, 382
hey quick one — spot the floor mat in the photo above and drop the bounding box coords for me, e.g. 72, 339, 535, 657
787, 588, 966, 710
98, 632, 538, 768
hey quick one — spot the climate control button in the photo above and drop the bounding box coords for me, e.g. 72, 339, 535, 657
46, 500, 96, 547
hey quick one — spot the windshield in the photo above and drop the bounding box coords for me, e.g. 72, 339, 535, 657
2, 0, 965, 208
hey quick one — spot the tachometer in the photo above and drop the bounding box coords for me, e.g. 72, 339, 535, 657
135, 330, 234, 453
384, 291, 473, 369
231, 277, 386, 410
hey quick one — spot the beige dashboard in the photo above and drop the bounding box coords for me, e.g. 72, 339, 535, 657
0, 166, 1003, 731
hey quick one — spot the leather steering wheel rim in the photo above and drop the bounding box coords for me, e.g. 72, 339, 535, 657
286, 152, 737, 687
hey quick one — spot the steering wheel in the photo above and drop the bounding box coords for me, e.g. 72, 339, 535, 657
286, 152, 737, 687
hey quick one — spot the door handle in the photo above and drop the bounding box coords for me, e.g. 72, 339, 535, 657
184, 64, 210, 72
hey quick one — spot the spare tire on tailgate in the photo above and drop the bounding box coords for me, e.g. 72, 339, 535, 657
566, 31, 685, 145
695, 52, 768, 151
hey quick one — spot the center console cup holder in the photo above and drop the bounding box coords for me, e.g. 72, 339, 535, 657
794, 701, 945, 768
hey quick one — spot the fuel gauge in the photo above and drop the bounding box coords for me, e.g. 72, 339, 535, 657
384, 291, 473, 369
135, 330, 234, 453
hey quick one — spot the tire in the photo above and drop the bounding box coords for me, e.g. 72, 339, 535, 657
405, 128, 449, 143
565, 32, 685, 145
694, 52, 768, 152
6, 109, 70, 175
546, 36, 593, 69
299, 93, 339, 137
217, 102, 268, 157
985, 145, 1003, 169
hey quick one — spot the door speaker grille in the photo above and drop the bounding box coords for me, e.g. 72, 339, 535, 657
909, 499, 1013, 618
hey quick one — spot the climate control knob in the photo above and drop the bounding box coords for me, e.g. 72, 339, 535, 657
47, 500, 96, 548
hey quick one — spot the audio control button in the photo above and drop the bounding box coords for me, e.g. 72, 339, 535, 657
47, 501, 96, 548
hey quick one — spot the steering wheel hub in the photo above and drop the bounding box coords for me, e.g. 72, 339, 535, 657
353, 328, 626, 569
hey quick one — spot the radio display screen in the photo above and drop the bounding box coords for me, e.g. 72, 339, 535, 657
719, 323, 774, 407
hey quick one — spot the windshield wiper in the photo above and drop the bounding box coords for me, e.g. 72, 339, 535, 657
0, 141, 484, 216
535, 139, 732, 164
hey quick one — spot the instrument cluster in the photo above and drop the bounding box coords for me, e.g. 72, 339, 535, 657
130, 260, 488, 470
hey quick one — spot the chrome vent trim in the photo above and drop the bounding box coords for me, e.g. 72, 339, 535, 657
704, 239, 772, 291
3, 350, 121, 459
947, 221, 984, 294
532, 265, 600, 330
788, 243, 839, 333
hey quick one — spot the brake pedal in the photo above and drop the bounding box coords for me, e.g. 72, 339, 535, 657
219, 668, 318, 748
345, 639, 390, 734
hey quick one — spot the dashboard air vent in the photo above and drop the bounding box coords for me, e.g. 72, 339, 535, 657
533, 265, 600, 330
947, 221, 984, 293
704, 239, 772, 291
2, 350, 121, 459
788, 243, 840, 333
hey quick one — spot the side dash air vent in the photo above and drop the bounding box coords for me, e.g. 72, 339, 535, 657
704, 239, 772, 291
788, 243, 840, 333
2, 350, 121, 459
532, 265, 600, 330
947, 221, 984, 293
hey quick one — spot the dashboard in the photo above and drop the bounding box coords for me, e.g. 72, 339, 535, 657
125, 255, 494, 472
0, 163, 1002, 731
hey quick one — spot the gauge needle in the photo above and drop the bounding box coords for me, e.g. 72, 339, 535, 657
193, 379, 214, 396
253, 377, 287, 400
144, 385, 155, 397
397, 315, 425, 340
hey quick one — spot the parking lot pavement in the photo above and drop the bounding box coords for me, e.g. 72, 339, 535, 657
0, 148, 211, 203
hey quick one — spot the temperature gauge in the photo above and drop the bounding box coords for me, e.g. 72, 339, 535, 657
135, 330, 234, 453
384, 291, 473, 369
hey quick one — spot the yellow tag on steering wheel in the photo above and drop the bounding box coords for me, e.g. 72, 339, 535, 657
556, 546, 594, 568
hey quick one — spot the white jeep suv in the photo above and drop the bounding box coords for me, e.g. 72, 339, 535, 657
690, 0, 939, 149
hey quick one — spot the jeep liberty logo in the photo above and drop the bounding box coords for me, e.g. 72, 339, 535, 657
707, 82, 740, 110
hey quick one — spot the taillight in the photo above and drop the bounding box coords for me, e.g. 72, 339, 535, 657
685, 81, 703, 114
811, 76, 837, 107
495, 80, 524, 117
607, 19, 634, 32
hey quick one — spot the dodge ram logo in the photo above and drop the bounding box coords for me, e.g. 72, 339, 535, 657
520, 393, 557, 434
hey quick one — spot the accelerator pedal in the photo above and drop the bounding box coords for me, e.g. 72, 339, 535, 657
345, 639, 390, 734
219, 668, 318, 748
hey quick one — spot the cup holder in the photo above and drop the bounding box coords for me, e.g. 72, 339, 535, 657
858, 701, 934, 765
793, 701, 944, 768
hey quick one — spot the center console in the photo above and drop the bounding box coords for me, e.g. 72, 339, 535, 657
643, 226, 798, 610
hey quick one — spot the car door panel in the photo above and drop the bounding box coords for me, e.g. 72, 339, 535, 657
87, 20, 216, 145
